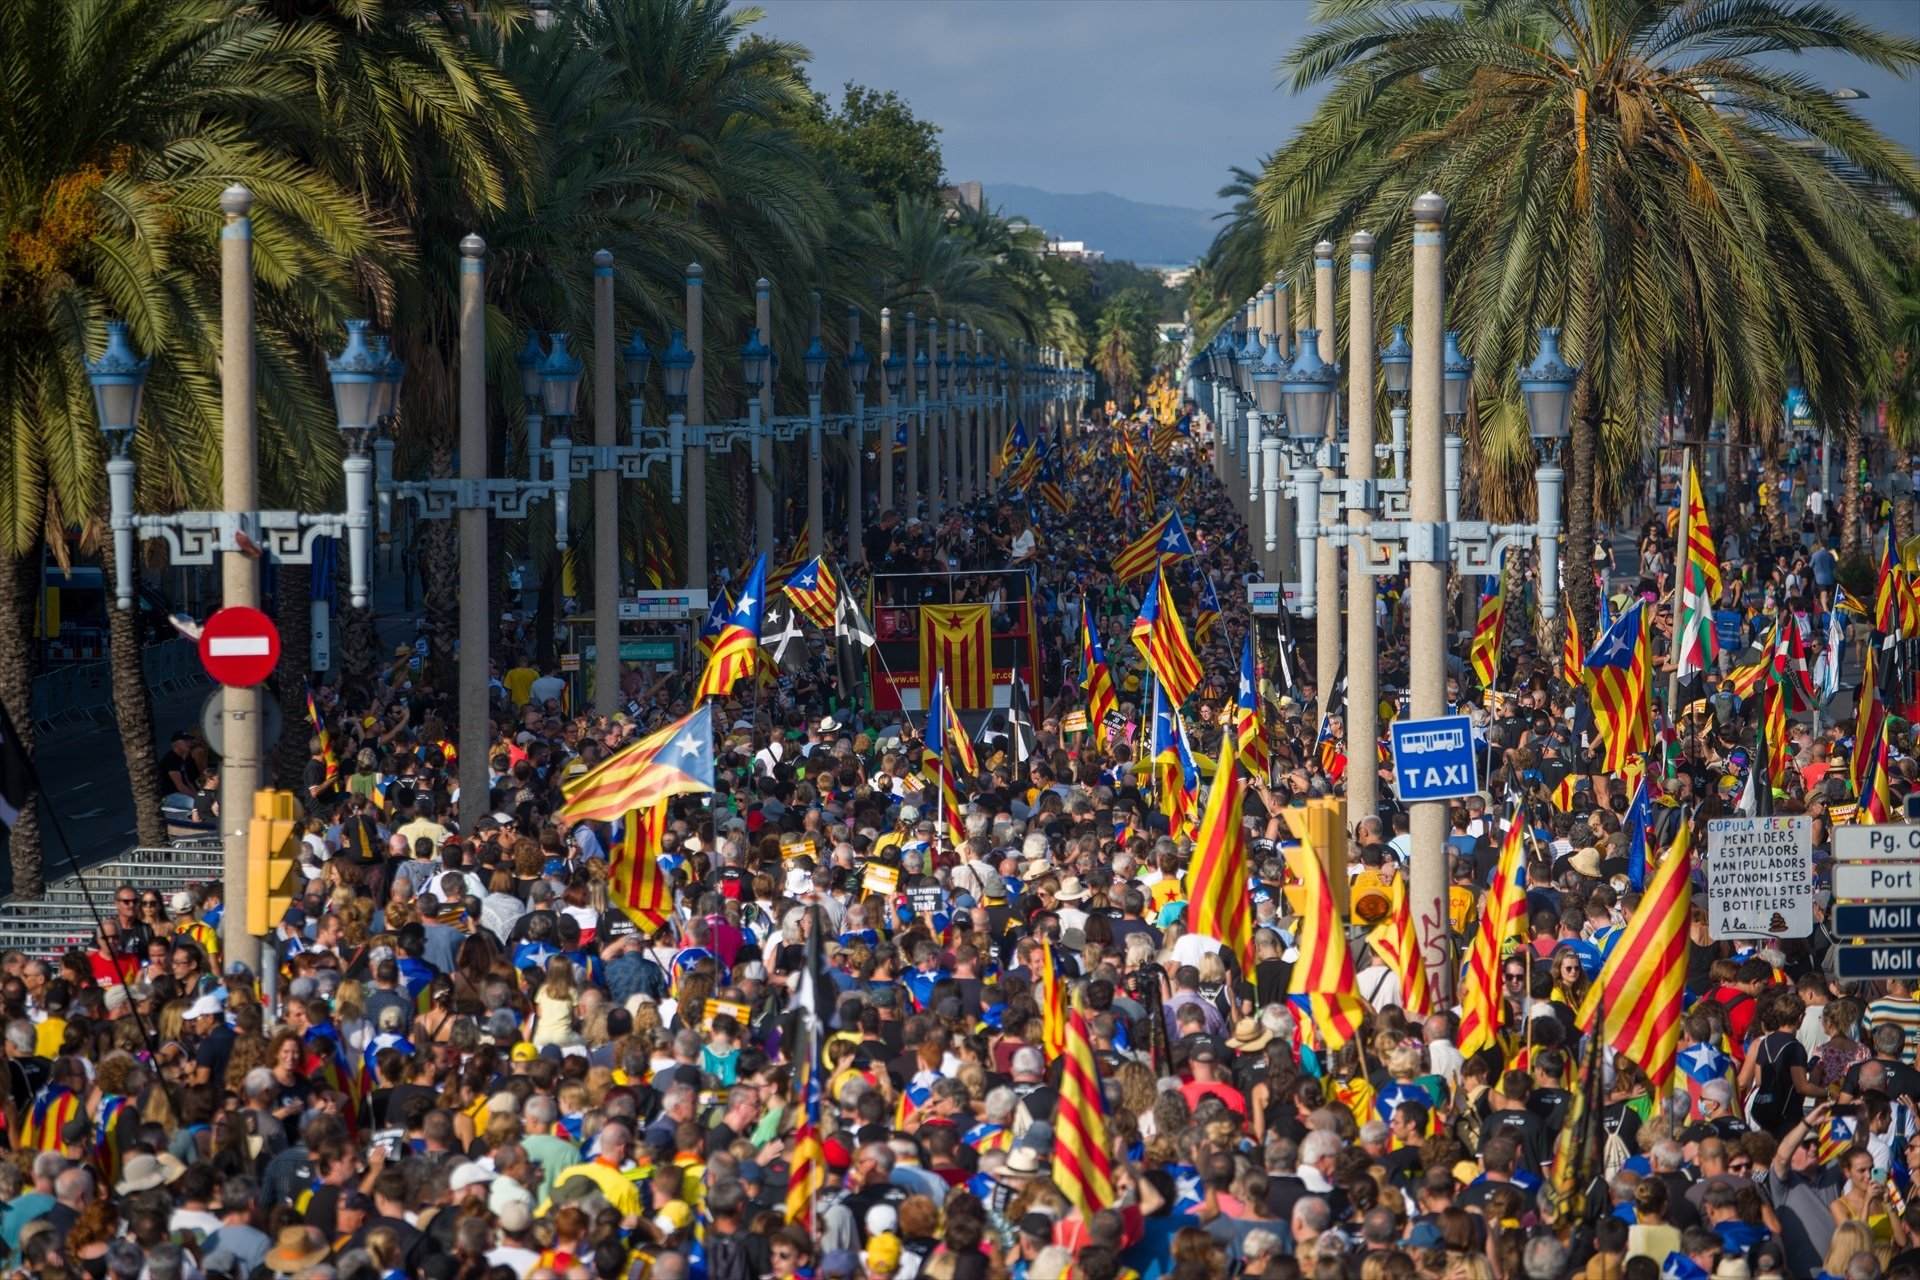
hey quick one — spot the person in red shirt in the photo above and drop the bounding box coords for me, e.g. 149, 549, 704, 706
1179, 1040, 1247, 1117
1707, 956, 1772, 1064
88, 923, 138, 988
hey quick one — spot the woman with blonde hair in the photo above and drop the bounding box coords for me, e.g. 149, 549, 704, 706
1819, 1220, 1879, 1279
529, 955, 577, 1048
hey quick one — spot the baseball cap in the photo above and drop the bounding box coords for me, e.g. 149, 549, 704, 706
448, 1162, 495, 1192
510, 1042, 538, 1063
186, 995, 223, 1021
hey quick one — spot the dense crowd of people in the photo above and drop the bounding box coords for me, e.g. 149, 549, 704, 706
8, 398, 1919, 1280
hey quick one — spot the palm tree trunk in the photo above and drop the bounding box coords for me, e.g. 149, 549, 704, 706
0, 549, 44, 898
1842, 411, 1866, 558
1565, 376, 1601, 643
339, 603, 376, 697
99, 536, 165, 847
272, 564, 312, 792
423, 438, 458, 691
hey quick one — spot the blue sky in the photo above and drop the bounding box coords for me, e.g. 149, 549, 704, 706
753, 0, 1920, 212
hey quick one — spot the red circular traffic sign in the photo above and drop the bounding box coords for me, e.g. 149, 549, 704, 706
198, 606, 281, 687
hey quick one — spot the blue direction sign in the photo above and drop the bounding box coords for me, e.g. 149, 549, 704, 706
1833, 903, 1920, 939
1834, 944, 1920, 981
1389, 714, 1480, 803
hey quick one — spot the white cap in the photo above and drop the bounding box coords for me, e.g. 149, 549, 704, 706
448, 1162, 495, 1191
186, 995, 223, 1021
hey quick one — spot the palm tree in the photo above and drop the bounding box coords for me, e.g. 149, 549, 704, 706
0, 0, 378, 889
1229, 0, 1920, 635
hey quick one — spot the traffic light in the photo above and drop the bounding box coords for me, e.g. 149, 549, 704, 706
245, 788, 299, 936
1281, 797, 1349, 919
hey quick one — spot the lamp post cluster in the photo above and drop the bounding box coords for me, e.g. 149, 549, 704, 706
81, 198, 1101, 968
1192, 194, 1580, 997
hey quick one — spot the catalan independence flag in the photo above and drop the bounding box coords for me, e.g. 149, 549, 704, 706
93, 1094, 134, 1187
559, 705, 716, 823
1855, 647, 1893, 822
1674, 457, 1722, 679
922, 672, 970, 839
1469, 579, 1505, 689
1037, 935, 1068, 1059
782, 556, 840, 629
610, 803, 673, 932
1561, 613, 1584, 690
305, 692, 338, 790
1458, 810, 1527, 1056
1112, 509, 1194, 581
784, 1025, 825, 1230
1580, 814, 1692, 1087
1235, 634, 1271, 781
697, 591, 731, 661
1368, 871, 1430, 1018
1082, 603, 1117, 745
1193, 570, 1221, 647
1585, 599, 1652, 773
1149, 683, 1199, 839
1054, 1011, 1115, 1219
1185, 735, 1252, 977
1287, 837, 1367, 1051
1131, 565, 1203, 707
693, 555, 767, 704
19, 1084, 79, 1152
998, 418, 1029, 473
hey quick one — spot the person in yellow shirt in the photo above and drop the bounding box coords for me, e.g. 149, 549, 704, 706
541, 1121, 642, 1220
33, 984, 67, 1059
503, 656, 540, 708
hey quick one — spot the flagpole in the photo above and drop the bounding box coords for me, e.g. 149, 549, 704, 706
1667, 446, 1693, 723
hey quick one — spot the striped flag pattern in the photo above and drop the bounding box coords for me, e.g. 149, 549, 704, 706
558, 705, 715, 823
1112, 509, 1194, 580
1235, 634, 1271, 781
1561, 613, 1584, 689
1855, 647, 1892, 822
1674, 459, 1723, 679
1585, 599, 1652, 773
20, 1085, 79, 1152
1185, 737, 1252, 977
782, 556, 840, 629
1038, 935, 1068, 1059
1458, 810, 1528, 1056
784, 1027, 824, 1228
922, 672, 973, 839
610, 803, 673, 932
1082, 603, 1117, 745
1469, 579, 1505, 689
1193, 570, 1221, 647
1368, 871, 1431, 1018
1286, 834, 1367, 1050
693, 555, 768, 704
919, 603, 993, 708
1131, 565, 1203, 706
1579, 815, 1694, 1087
1054, 1011, 1115, 1219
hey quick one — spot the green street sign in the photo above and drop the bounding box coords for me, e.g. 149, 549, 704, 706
619, 639, 677, 662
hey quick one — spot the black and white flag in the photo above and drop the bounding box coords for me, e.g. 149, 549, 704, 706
833, 586, 876, 649
760, 599, 810, 672
0, 700, 36, 830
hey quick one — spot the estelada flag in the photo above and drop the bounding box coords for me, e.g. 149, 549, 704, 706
611, 803, 673, 932
919, 603, 992, 709
560, 705, 715, 823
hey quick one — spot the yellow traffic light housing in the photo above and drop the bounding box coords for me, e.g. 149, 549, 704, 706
245, 789, 299, 936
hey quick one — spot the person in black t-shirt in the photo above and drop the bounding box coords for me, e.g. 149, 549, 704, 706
1479, 1070, 1552, 1172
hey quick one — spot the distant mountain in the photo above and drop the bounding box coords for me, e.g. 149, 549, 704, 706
987, 184, 1220, 267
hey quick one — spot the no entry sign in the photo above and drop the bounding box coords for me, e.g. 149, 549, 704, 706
198, 606, 281, 687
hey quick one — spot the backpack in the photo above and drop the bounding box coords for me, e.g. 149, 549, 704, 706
1601, 1107, 1632, 1179
708, 1232, 755, 1280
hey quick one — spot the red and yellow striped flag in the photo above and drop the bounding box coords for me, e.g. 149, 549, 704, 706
1876, 532, 1901, 636
919, 603, 993, 709
559, 706, 715, 823
1185, 738, 1252, 977
1854, 647, 1891, 822
1560, 613, 1584, 689
693, 556, 767, 704
1082, 603, 1117, 745
1458, 810, 1528, 1056
1131, 565, 1202, 706
610, 803, 673, 932
1469, 580, 1505, 689
1111, 510, 1175, 580
1286, 837, 1367, 1050
1054, 1011, 1115, 1219
1368, 871, 1430, 1018
1762, 678, 1790, 791
782, 557, 840, 629
1038, 935, 1068, 1059
1675, 459, 1722, 679
1580, 814, 1692, 1087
